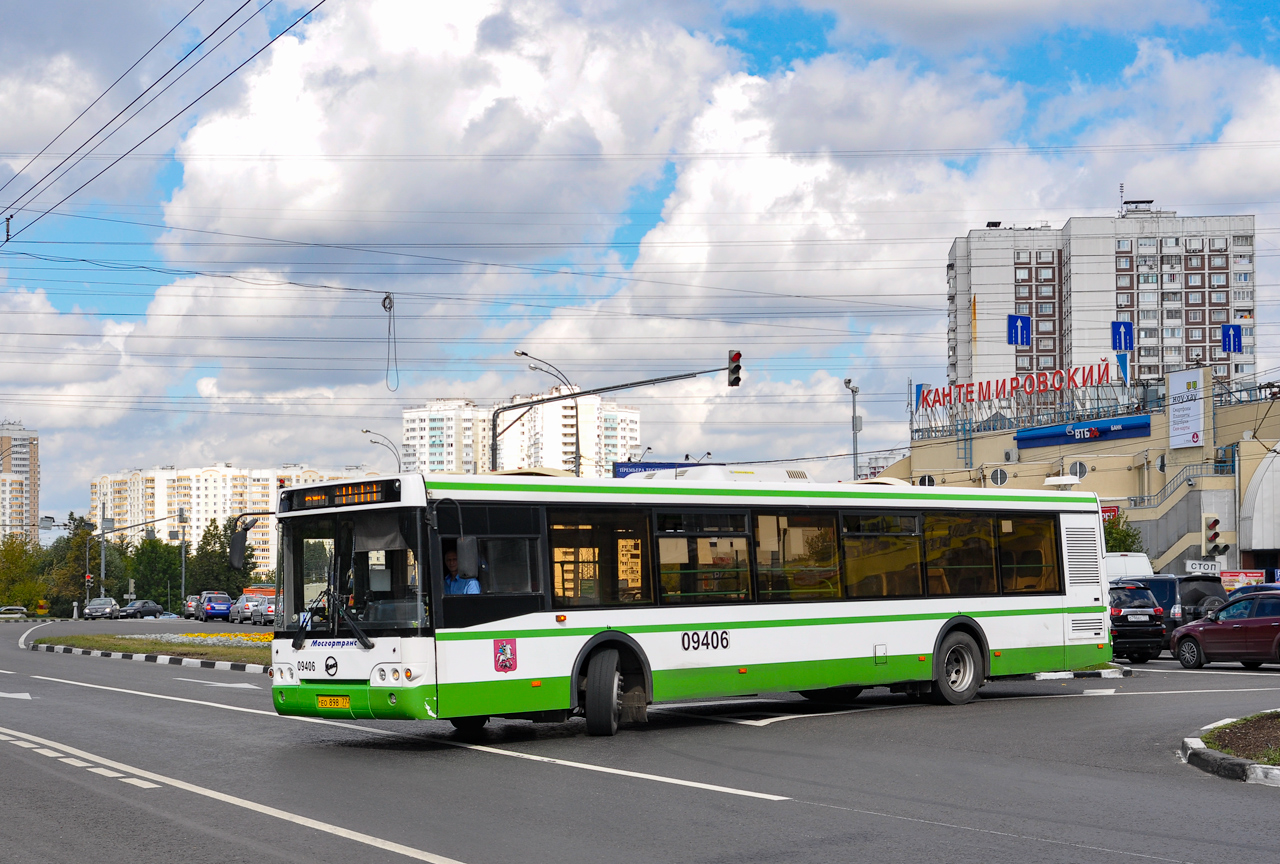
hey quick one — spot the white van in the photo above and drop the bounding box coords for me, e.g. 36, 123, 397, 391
1105, 552, 1155, 579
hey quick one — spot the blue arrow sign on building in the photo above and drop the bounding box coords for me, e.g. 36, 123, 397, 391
1007, 314, 1031, 346
1111, 320, 1134, 352
1222, 324, 1243, 354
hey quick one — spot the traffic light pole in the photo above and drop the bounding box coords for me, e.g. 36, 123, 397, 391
489, 365, 731, 472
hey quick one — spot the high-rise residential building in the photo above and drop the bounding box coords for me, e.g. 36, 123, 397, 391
88, 462, 378, 574
0, 421, 38, 540
947, 203, 1256, 387
402, 399, 490, 474
493, 386, 641, 477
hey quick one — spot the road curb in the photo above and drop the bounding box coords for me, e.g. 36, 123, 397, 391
1, 618, 73, 623
28, 642, 269, 675
1034, 667, 1132, 680
1181, 737, 1280, 787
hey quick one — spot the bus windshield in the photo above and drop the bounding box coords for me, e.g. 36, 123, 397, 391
276, 509, 425, 636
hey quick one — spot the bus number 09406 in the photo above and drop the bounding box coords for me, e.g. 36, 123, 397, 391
681, 631, 729, 651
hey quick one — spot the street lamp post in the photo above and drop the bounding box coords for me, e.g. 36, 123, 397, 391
844, 378, 861, 480
361, 429, 402, 472
515, 350, 580, 477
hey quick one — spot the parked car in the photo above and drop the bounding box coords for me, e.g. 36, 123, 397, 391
229, 594, 260, 624
159, 611, 180, 619
1173, 593, 1280, 668
196, 592, 233, 622
250, 596, 277, 626
0, 606, 27, 619
120, 599, 164, 619
1119, 575, 1229, 652
1226, 583, 1280, 602
184, 595, 199, 619
83, 597, 120, 619
1108, 581, 1165, 664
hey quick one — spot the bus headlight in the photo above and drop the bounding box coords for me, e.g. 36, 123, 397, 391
391, 668, 400, 681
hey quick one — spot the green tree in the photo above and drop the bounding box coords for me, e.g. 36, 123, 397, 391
0, 533, 47, 610
1104, 512, 1145, 554
187, 517, 256, 598
131, 538, 183, 611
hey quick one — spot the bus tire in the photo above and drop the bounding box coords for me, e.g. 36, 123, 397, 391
929, 631, 982, 705
450, 716, 489, 733
798, 686, 863, 703
585, 648, 622, 736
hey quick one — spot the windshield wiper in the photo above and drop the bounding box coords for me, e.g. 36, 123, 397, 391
291, 589, 374, 650
337, 602, 374, 649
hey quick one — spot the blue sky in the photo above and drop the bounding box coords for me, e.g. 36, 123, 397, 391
5, 0, 1280, 515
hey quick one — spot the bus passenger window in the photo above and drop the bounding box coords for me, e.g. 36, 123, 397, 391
754, 512, 839, 602
997, 516, 1061, 593
841, 513, 924, 598
655, 510, 751, 604
548, 509, 652, 607
924, 514, 998, 596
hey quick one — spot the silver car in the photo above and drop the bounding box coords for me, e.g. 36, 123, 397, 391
250, 597, 277, 626
229, 594, 260, 624
84, 598, 120, 619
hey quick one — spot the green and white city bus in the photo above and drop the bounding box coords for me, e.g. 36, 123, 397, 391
262, 467, 1109, 735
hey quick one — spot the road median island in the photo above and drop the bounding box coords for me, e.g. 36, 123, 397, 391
1182, 710, 1280, 787
32, 633, 271, 667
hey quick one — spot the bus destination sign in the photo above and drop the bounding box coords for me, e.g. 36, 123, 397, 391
290, 480, 401, 511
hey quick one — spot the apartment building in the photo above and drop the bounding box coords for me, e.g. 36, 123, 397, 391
948, 203, 1256, 387
0, 422, 38, 540
402, 399, 490, 474
89, 462, 378, 574
493, 386, 641, 477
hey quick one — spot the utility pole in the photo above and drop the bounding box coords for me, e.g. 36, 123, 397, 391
99, 502, 106, 598
844, 379, 861, 480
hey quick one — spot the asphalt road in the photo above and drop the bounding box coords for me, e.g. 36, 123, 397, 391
2, 620, 1279, 864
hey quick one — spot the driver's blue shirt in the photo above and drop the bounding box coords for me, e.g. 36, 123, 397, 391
444, 574, 480, 595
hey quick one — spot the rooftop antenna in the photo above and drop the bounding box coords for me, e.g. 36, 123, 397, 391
1119, 182, 1124, 215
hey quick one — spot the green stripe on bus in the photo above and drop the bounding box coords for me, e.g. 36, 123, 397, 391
421, 478, 1097, 505
434, 605, 1106, 641
438, 676, 571, 717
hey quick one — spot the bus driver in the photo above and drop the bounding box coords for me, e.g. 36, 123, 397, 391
443, 547, 480, 595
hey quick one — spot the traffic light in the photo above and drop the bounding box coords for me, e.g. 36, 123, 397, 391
177, 506, 188, 524
727, 350, 742, 387
85, 573, 93, 589
1201, 514, 1230, 557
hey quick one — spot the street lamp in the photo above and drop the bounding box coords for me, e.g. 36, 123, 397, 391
844, 378, 861, 480
515, 350, 580, 477
634, 446, 652, 463
361, 428, 402, 472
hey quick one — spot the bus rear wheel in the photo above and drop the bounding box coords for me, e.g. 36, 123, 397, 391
585, 648, 622, 736
929, 631, 983, 705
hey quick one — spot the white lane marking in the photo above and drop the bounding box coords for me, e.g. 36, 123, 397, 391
1084, 689, 1116, 696
0, 669, 14, 674
87, 767, 124, 778
1138, 667, 1280, 678
33, 748, 64, 757
32, 674, 789, 801
803, 800, 1196, 863
17, 621, 50, 649
120, 777, 161, 789
453, 741, 789, 801
1201, 718, 1238, 730
173, 677, 260, 690
0, 723, 465, 863
0, 692, 32, 700
656, 706, 886, 727
11, 740, 38, 748
60, 757, 91, 767
0, 733, 11, 740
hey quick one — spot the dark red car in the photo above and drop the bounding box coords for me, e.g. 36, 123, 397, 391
1172, 593, 1280, 669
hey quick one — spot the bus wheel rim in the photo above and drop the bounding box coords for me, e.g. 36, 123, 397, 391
945, 645, 973, 691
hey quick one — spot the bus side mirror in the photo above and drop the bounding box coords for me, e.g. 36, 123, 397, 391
457, 536, 479, 580
229, 530, 248, 571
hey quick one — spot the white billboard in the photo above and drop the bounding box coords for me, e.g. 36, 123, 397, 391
1168, 368, 1205, 449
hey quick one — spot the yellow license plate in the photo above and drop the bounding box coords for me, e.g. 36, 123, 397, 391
317, 695, 350, 709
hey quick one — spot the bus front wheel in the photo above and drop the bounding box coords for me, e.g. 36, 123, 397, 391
929, 631, 983, 705
585, 648, 622, 736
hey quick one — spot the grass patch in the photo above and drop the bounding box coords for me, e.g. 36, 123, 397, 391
1203, 712, 1280, 766
34, 634, 269, 666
